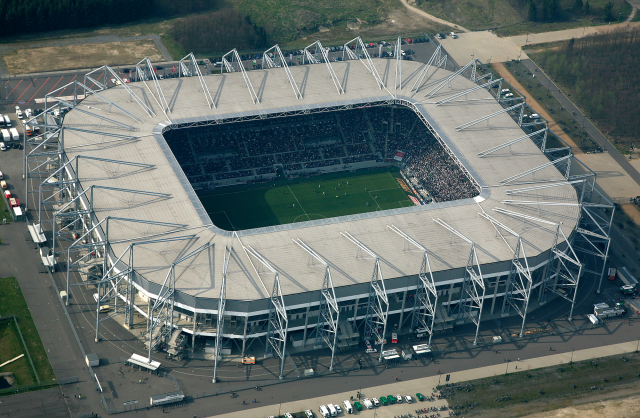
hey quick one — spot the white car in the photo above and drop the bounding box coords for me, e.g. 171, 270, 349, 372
0, 142, 6, 151
15, 106, 23, 119
501, 88, 511, 93
529, 113, 540, 119
25, 108, 32, 118
285, 413, 294, 418
396, 394, 403, 403
304, 410, 314, 418
372, 397, 380, 406
363, 398, 373, 409
334, 404, 342, 414
503, 93, 514, 98
405, 395, 413, 403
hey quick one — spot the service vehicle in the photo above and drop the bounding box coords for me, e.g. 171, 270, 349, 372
3, 115, 11, 127
10, 128, 19, 141
386, 395, 396, 404
621, 284, 638, 295
353, 402, 362, 411
365, 340, 372, 350
372, 397, 379, 406
362, 398, 373, 409
318, 405, 330, 418
416, 393, 425, 401
9, 197, 20, 208
1, 129, 9, 142
395, 394, 403, 403
595, 302, 626, 318
15, 106, 23, 119
304, 410, 314, 418
391, 333, 398, 343
25, 108, 32, 118
99, 305, 111, 313
0, 180, 7, 189
379, 396, 388, 406
342, 400, 353, 414
241, 356, 256, 364
405, 395, 412, 403
3, 190, 11, 199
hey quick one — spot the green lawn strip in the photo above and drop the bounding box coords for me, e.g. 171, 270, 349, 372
0, 278, 55, 382
443, 352, 640, 416
0, 319, 35, 385
494, 60, 599, 153
0, 193, 11, 225
198, 167, 417, 230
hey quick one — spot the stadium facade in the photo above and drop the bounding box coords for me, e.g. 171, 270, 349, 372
25, 41, 614, 380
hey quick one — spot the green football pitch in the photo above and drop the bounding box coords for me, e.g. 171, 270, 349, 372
197, 167, 418, 230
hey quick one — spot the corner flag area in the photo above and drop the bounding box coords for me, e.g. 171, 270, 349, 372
197, 167, 419, 231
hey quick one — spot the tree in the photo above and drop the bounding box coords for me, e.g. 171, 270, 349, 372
584, 1, 590, 15
528, 0, 538, 22
543, 0, 560, 21
603, 1, 614, 21
572, 0, 583, 13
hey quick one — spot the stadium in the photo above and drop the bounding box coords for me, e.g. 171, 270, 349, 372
25, 40, 613, 380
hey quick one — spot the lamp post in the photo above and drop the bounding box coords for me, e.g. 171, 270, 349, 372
505, 360, 509, 375
570, 348, 574, 364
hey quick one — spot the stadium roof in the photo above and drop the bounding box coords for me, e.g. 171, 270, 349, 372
61, 59, 579, 303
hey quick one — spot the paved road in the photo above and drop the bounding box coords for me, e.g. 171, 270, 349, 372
518, 58, 640, 188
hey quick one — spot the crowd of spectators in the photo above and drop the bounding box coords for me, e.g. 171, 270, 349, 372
404, 139, 478, 202
162, 105, 478, 202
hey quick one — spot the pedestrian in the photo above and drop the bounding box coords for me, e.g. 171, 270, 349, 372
517, 358, 520, 361
515, 366, 517, 369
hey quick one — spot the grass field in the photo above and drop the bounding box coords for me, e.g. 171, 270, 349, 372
444, 351, 640, 417
0, 277, 55, 385
197, 167, 418, 230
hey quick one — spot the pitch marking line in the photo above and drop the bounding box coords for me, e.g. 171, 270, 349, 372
207, 210, 236, 230
287, 185, 311, 221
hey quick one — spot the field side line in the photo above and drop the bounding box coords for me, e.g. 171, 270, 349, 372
387, 171, 404, 189
287, 185, 311, 221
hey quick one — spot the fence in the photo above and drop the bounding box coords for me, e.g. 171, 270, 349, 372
0, 379, 58, 396
58, 376, 79, 385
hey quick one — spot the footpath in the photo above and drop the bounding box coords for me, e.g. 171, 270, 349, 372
208, 340, 640, 418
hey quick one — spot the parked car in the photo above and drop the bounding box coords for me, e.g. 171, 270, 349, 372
380, 396, 388, 406
372, 397, 380, 406
395, 394, 403, 403
405, 395, 413, 403
416, 393, 425, 401
363, 398, 373, 409
354, 401, 362, 411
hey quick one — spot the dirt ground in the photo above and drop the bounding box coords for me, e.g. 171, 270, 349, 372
521, 384, 640, 418
3, 39, 165, 74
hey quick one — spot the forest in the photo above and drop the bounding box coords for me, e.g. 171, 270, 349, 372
0, 0, 218, 38
171, 10, 268, 55
532, 27, 640, 150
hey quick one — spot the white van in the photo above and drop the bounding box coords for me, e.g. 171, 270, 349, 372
327, 404, 337, 416
1, 129, 10, 142
10, 128, 19, 141
3, 115, 11, 127
318, 405, 330, 418
342, 400, 353, 414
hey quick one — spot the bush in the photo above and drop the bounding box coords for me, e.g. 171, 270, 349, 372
171, 10, 268, 55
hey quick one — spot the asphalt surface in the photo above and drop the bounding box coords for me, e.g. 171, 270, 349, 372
0, 40, 639, 418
